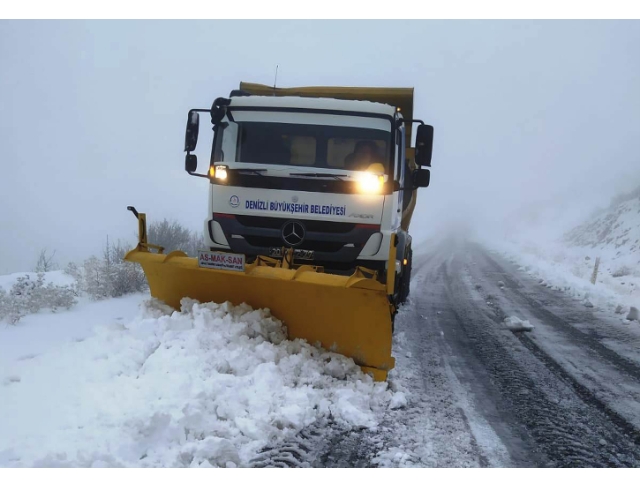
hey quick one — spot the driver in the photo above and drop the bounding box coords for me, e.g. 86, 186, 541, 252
344, 140, 382, 171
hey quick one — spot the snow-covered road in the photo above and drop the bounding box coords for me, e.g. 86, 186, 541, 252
363, 238, 640, 467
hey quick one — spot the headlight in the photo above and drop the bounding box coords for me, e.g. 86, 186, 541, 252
357, 172, 384, 193
209, 165, 228, 181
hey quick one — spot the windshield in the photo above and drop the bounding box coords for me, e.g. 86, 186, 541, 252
214, 121, 391, 174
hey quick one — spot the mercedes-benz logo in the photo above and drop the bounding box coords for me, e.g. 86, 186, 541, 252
281, 221, 305, 247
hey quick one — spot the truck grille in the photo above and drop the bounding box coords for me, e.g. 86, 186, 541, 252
234, 215, 356, 234
243, 236, 350, 253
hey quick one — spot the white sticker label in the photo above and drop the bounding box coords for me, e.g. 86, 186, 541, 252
198, 251, 245, 272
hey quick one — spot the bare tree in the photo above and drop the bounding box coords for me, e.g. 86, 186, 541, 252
186, 230, 207, 257
108, 239, 147, 297
34, 249, 58, 272
100, 236, 115, 298
64, 261, 82, 283
82, 256, 105, 299
147, 218, 192, 254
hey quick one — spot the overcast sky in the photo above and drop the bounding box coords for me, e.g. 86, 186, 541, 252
1, 20, 639, 273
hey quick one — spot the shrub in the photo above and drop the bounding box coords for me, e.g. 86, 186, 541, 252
78, 239, 148, 300
0, 273, 77, 324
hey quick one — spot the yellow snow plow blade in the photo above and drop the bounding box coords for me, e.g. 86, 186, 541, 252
123, 211, 396, 381
126, 249, 395, 380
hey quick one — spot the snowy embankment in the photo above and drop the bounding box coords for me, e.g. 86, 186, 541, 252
0, 270, 75, 291
0, 287, 400, 467
482, 194, 640, 322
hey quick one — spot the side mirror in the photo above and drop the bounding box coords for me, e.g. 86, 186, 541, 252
413, 168, 430, 188
185, 154, 197, 173
184, 111, 200, 152
415, 124, 434, 167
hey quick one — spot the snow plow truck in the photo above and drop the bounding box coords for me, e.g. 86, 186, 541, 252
125, 82, 434, 381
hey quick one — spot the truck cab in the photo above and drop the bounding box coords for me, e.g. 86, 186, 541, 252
184, 84, 433, 299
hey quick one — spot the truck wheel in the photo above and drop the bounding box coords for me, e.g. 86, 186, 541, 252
398, 247, 413, 305
404, 247, 413, 300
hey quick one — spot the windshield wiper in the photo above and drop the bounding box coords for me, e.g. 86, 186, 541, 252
236, 169, 267, 176
289, 172, 348, 180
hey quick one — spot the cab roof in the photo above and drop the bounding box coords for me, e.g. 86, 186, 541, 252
237, 82, 415, 143
228, 94, 397, 117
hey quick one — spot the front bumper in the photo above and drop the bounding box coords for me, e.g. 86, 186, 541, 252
207, 214, 382, 263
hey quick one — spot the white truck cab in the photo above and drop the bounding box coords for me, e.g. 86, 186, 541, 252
184, 85, 433, 300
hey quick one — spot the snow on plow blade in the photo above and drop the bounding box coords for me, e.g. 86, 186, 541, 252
125, 248, 395, 380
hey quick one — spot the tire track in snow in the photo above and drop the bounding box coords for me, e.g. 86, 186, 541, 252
367, 244, 524, 468
454, 243, 640, 466
472, 244, 640, 381
517, 334, 640, 447
248, 420, 374, 467
465, 245, 640, 459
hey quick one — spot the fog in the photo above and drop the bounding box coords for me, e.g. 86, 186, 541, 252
1, 20, 639, 273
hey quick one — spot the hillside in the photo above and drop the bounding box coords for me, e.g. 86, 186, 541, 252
564, 192, 640, 269
486, 186, 640, 318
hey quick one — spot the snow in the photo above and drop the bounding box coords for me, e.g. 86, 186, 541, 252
229, 95, 396, 116
368, 298, 512, 468
482, 195, 640, 321
0, 270, 75, 291
371, 447, 416, 468
493, 240, 639, 314
388, 391, 407, 410
503, 316, 534, 332
0, 293, 145, 367
0, 295, 397, 467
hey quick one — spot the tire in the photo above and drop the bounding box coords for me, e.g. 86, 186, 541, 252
386, 245, 412, 334
404, 247, 413, 300
391, 309, 396, 334
397, 246, 413, 305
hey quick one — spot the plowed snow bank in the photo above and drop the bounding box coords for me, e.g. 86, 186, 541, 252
0, 298, 397, 467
